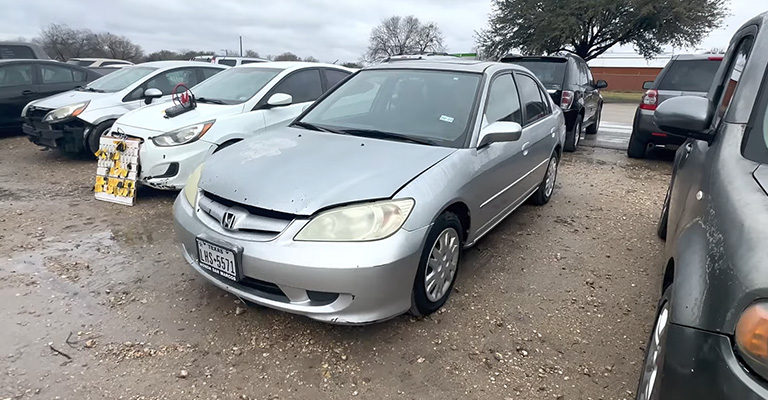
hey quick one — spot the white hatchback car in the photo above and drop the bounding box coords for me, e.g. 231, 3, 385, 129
110, 62, 354, 190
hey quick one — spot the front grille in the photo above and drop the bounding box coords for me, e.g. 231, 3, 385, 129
197, 191, 296, 240
26, 107, 51, 129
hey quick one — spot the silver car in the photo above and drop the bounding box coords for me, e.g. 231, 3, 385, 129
173, 59, 566, 324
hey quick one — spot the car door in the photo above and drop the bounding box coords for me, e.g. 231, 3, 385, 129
260, 68, 324, 128
37, 63, 91, 99
0, 62, 37, 127
470, 72, 528, 231
582, 62, 599, 122
514, 72, 558, 190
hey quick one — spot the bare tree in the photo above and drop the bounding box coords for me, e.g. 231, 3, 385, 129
244, 49, 260, 58
303, 56, 319, 62
364, 15, 445, 62
97, 33, 144, 62
274, 52, 301, 61
33, 23, 143, 62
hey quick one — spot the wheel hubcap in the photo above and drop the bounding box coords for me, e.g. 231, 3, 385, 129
574, 121, 581, 147
425, 228, 460, 302
544, 157, 558, 198
639, 302, 669, 400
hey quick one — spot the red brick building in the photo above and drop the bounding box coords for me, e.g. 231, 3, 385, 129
590, 66, 662, 92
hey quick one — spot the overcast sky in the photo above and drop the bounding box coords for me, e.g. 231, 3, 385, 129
0, 0, 762, 62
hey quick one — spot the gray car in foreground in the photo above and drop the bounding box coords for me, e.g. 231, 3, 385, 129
173, 59, 566, 324
636, 11, 768, 400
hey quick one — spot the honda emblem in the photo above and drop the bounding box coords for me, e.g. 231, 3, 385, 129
222, 211, 237, 229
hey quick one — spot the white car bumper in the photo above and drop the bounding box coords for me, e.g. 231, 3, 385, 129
138, 138, 216, 190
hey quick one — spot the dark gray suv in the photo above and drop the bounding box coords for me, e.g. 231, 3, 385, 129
636, 11, 768, 400
628, 54, 723, 159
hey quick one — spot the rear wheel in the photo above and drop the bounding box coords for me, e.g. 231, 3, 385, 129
627, 131, 648, 159
530, 152, 559, 206
410, 212, 462, 317
564, 117, 582, 152
586, 105, 601, 135
85, 121, 115, 156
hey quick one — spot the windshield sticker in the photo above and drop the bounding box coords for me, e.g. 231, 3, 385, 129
439, 115, 455, 123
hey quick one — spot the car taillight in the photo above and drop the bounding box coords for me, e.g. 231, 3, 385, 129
560, 91, 574, 110
210, 57, 216, 63
640, 89, 658, 111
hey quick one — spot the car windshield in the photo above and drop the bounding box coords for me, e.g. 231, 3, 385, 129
658, 59, 722, 92
509, 60, 566, 87
84, 66, 157, 92
190, 67, 282, 104
297, 69, 482, 148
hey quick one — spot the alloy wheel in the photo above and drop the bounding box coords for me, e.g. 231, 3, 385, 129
639, 302, 669, 400
424, 228, 460, 302
544, 156, 558, 198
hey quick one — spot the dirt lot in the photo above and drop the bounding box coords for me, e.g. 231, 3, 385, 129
1, 133, 671, 400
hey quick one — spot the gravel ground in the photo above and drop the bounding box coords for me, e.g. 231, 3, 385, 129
0, 134, 671, 400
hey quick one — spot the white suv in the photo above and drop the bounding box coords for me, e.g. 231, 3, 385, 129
210, 56, 269, 66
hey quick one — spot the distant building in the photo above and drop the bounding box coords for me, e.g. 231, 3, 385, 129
587, 52, 672, 92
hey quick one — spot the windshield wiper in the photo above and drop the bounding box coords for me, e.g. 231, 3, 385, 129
338, 129, 436, 146
291, 121, 341, 133
82, 87, 105, 93
196, 97, 227, 105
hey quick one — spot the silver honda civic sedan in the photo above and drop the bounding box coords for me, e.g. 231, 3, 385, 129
173, 58, 566, 324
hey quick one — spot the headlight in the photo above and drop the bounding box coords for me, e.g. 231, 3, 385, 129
736, 301, 768, 378
295, 198, 415, 242
152, 120, 215, 147
43, 101, 89, 123
183, 164, 204, 205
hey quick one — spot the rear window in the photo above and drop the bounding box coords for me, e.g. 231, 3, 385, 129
0, 45, 35, 59
505, 60, 566, 88
218, 59, 237, 67
658, 59, 722, 92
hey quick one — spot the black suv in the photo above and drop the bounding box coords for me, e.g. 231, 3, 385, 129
500, 53, 607, 151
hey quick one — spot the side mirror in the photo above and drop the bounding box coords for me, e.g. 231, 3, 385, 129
478, 121, 523, 148
654, 96, 713, 141
143, 88, 162, 105
266, 93, 292, 108
595, 80, 608, 89
642, 81, 654, 90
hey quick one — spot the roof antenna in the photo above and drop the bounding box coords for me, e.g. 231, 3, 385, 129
332, 59, 339, 64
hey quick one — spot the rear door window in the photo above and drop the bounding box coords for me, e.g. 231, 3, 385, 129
0, 64, 34, 87
41, 64, 85, 83
0, 45, 35, 59
218, 59, 237, 67
658, 60, 722, 92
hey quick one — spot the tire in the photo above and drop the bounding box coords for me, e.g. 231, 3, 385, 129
627, 131, 648, 159
564, 116, 582, 152
85, 121, 115, 156
530, 152, 559, 206
410, 212, 463, 317
636, 287, 671, 400
657, 184, 671, 241
586, 105, 601, 135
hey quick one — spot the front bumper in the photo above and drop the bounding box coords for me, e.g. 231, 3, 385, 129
632, 108, 686, 147
172, 195, 430, 324
655, 323, 768, 399
138, 138, 216, 190
23, 120, 88, 153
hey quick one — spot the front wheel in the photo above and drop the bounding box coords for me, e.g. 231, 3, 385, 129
85, 121, 115, 156
530, 152, 559, 205
636, 287, 671, 400
410, 212, 463, 317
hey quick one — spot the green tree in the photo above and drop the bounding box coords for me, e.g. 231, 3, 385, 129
477, 0, 729, 61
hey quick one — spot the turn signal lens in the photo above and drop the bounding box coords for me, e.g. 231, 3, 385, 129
736, 302, 768, 377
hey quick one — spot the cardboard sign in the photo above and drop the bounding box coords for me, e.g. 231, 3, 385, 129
94, 136, 141, 206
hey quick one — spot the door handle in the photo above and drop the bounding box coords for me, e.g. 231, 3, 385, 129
522, 141, 531, 156
21, 90, 35, 95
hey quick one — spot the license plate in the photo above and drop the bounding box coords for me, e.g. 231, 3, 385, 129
196, 238, 239, 282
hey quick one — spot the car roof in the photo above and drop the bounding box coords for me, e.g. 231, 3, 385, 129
135, 60, 229, 69
70, 57, 132, 62
671, 54, 725, 61
234, 61, 350, 70
0, 59, 84, 66
366, 58, 524, 74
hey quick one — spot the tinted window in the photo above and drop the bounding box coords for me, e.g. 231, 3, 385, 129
300, 69, 481, 148
485, 74, 522, 125
86, 66, 157, 92
200, 68, 223, 80
101, 61, 130, 66
516, 73, 549, 125
218, 59, 237, 67
325, 69, 351, 88
146, 68, 199, 94
271, 69, 323, 103
241, 60, 266, 65
509, 60, 566, 89
658, 59, 722, 92
41, 64, 79, 84
0, 64, 33, 87
0, 45, 35, 59
67, 60, 94, 67
190, 67, 281, 104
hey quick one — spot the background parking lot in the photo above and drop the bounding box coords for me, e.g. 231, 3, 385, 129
1, 108, 671, 399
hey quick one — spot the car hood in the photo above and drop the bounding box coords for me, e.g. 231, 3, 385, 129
115, 103, 243, 135
200, 127, 456, 216
30, 90, 116, 111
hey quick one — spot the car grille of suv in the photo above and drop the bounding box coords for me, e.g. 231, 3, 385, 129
197, 191, 296, 241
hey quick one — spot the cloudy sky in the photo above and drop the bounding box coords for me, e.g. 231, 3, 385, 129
0, 0, 761, 62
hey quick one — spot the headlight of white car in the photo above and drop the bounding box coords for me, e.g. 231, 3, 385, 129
295, 199, 415, 242
152, 120, 215, 147
183, 163, 204, 205
43, 101, 89, 123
